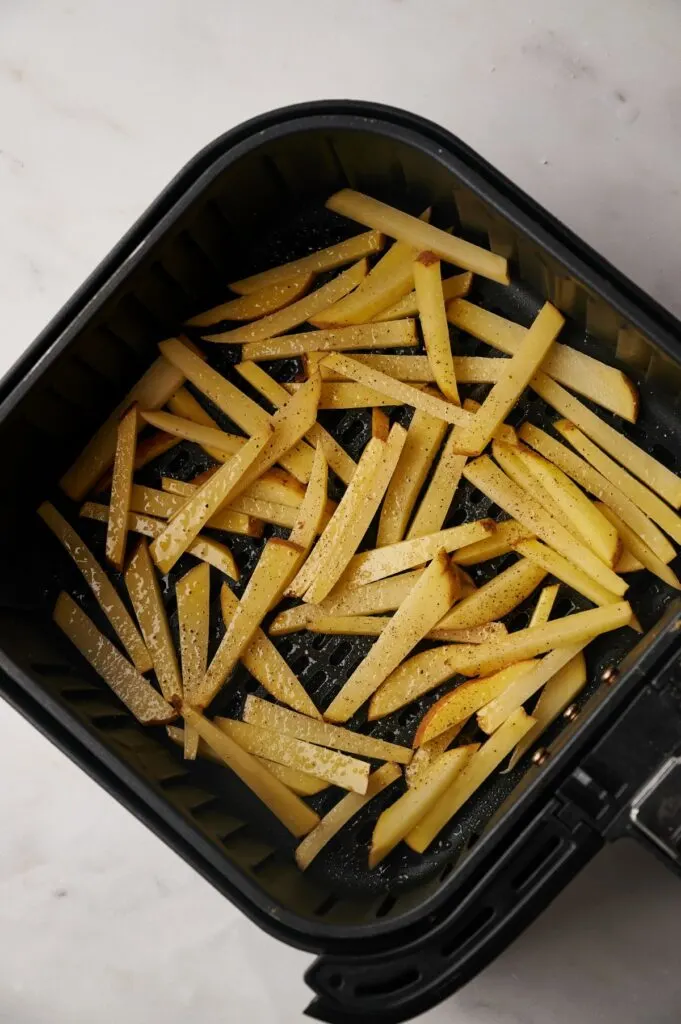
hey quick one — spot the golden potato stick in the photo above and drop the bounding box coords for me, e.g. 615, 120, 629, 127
167, 385, 218, 426
183, 708, 319, 837
325, 550, 460, 723
234, 361, 356, 485
369, 745, 476, 867
616, 549, 644, 573
124, 540, 182, 706
130, 485, 259, 538
228, 496, 298, 529
463, 456, 627, 596
311, 352, 506, 384
407, 709, 534, 852
462, 398, 517, 445
60, 352, 189, 501
321, 353, 474, 427
295, 763, 401, 871
515, 539, 623, 610
219, 584, 320, 719
406, 724, 467, 787
428, 622, 508, 643
54, 593, 174, 725
310, 239, 417, 327
373, 272, 472, 321
452, 519, 534, 566
327, 190, 509, 284
555, 419, 681, 546
205, 260, 369, 343
286, 382, 402, 409
529, 584, 559, 627
436, 558, 547, 631
105, 404, 138, 570
372, 408, 390, 441
198, 539, 303, 708
229, 230, 384, 294
518, 423, 676, 564
289, 445, 328, 558
530, 371, 680, 505
94, 430, 181, 493
595, 503, 681, 590
413, 252, 459, 402
447, 300, 638, 422
242, 319, 419, 362
407, 430, 467, 540
141, 410, 245, 457
150, 431, 270, 574
186, 273, 314, 326
378, 403, 448, 546
507, 652, 587, 770
368, 601, 631, 719
308, 616, 507, 645
243, 694, 412, 764
176, 563, 210, 759
162, 469, 306, 509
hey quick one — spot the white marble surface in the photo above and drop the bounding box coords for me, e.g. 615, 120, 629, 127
1, 1, 681, 1021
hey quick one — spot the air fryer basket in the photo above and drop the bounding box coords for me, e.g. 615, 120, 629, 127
3, 102, 681, 1022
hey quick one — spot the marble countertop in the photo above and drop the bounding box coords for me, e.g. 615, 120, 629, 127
2, 1, 681, 1021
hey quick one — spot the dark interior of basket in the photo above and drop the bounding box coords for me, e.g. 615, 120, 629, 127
2, 124, 681, 930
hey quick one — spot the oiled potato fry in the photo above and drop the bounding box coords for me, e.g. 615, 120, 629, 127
310, 238, 417, 327
507, 652, 588, 770
452, 519, 534, 566
595, 503, 681, 590
185, 273, 313, 326
140, 410, 246, 457
106, 403, 138, 570
229, 231, 383, 293
288, 445, 329, 558
242, 320, 418, 362
529, 584, 559, 627
413, 252, 459, 403
373, 272, 472, 321
310, 352, 506, 384
286, 381, 399, 409
405, 724, 466, 788
176, 562, 210, 758
436, 558, 547, 631
307, 616, 506, 645
407, 428, 467, 539
515, 539, 623, 608
125, 540, 183, 706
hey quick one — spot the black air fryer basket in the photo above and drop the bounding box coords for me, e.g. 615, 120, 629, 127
3, 101, 681, 1023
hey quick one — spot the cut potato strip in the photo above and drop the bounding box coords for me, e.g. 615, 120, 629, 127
205, 260, 369, 343
372, 408, 390, 441
616, 549, 644, 573
228, 496, 298, 529
373, 272, 472, 321
436, 558, 547, 631
185, 273, 314, 326
369, 745, 476, 866
326, 189, 509, 284
60, 352, 188, 501
176, 562, 210, 758
377, 403, 448, 546
141, 410, 246, 457
54, 593, 174, 725
295, 763, 401, 870
311, 352, 506, 384
167, 385, 220, 427
308, 616, 507, 644
407, 709, 534, 852
162, 469, 305, 510
242, 319, 418, 362
229, 231, 384, 294
215, 718, 370, 794
463, 456, 628, 595
529, 584, 559, 627
515, 539, 622, 608
447, 300, 639, 422
452, 519, 534, 566
130, 483, 270, 535
106, 404, 138, 570
286, 382, 402, 409
518, 423, 676, 564
507, 652, 588, 770
183, 708, 319, 837
368, 602, 632, 719
289, 445, 329, 556
219, 584, 320, 719
338, 520, 495, 588
95, 429, 180, 492
407, 429, 467, 539
462, 399, 517, 445
124, 540, 182, 706
406, 724, 467, 788
325, 550, 460, 722
321, 353, 474, 427
413, 253, 459, 403
38, 502, 152, 674
596, 503, 681, 590
530, 372, 681, 506
310, 238, 417, 327
243, 695, 412, 764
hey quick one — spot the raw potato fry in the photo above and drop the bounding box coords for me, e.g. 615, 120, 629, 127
289, 445, 328, 555
377, 403, 448, 546
518, 423, 676, 564
53, 593, 174, 725
324, 550, 460, 722
229, 231, 384, 294
162, 470, 305, 510
530, 372, 681, 507
596, 503, 681, 590
183, 708, 319, 837
372, 408, 390, 441
242, 319, 418, 362
37, 502, 152, 674
321, 353, 474, 427
287, 382, 401, 409
150, 431, 270, 574
407, 428, 467, 539
447, 300, 639, 422
616, 549, 644, 573
216, 718, 370, 793
453, 519, 534, 566
198, 539, 303, 708
372, 272, 472, 321
185, 273, 314, 326
310, 238, 417, 327
124, 540, 182, 706
413, 253, 459, 402
60, 352, 188, 501
204, 260, 369, 343
369, 745, 477, 867
413, 662, 538, 746
463, 399, 517, 445
326, 189, 509, 284
167, 385, 219, 427
243, 695, 413, 764
106, 404, 138, 570
176, 563, 210, 759
228, 496, 298, 529
436, 558, 547, 631
312, 353, 507, 384
407, 709, 534, 852
529, 584, 559, 627
338, 520, 495, 588
307, 616, 507, 645
507, 652, 588, 770
406, 724, 466, 787
219, 584, 320, 719
295, 763, 401, 871
140, 410, 246, 458
463, 456, 628, 595
368, 602, 632, 719
515, 539, 622, 608
95, 430, 180, 491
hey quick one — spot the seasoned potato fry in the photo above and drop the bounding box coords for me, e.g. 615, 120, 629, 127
373, 272, 472, 321
125, 540, 183, 706
369, 745, 476, 866
413, 252, 459, 402
185, 274, 314, 326
311, 352, 507, 384
140, 410, 246, 457
310, 238, 417, 327
229, 231, 384, 293
167, 385, 219, 427
131, 483, 283, 535
462, 399, 517, 445
507, 652, 588, 770
436, 558, 547, 631
162, 470, 305, 510
616, 549, 644, 573
407, 429, 467, 539
515, 539, 623, 608
183, 708, 319, 837
38, 502, 152, 674
95, 430, 180, 492
529, 584, 559, 627
242, 319, 418, 362
406, 724, 466, 788
371, 408, 390, 441
286, 381, 399, 409
176, 562, 210, 758
228, 496, 298, 529
326, 189, 509, 284
295, 763, 401, 870
54, 593, 174, 725
596, 503, 681, 590
106, 404, 138, 570
307, 616, 506, 645
452, 519, 534, 566
289, 445, 329, 556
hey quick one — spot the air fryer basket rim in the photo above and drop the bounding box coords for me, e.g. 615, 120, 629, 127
1, 100, 680, 955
